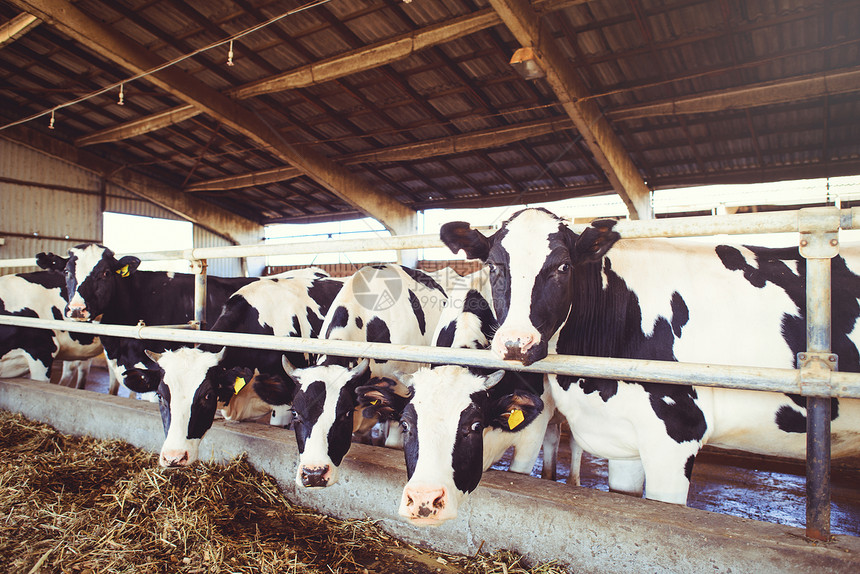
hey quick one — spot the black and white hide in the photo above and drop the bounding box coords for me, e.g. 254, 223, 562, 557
441, 207, 860, 505
36, 244, 256, 395
254, 264, 448, 489
0, 270, 104, 387
122, 268, 342, 467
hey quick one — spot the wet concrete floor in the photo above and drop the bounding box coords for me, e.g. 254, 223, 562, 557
51, 361, 860, 537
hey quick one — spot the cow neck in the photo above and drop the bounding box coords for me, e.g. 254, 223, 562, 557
101, 271, 192, 327
557, 255, 644, 360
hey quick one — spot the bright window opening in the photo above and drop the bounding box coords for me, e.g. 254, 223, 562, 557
103, 212, 192, 273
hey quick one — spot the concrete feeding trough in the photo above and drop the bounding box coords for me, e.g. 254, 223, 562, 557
1, 377, 858, 573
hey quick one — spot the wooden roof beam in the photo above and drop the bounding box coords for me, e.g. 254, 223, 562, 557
181, 61, 860, 193
12, 0, 416, 235
74, 0, 591, 147
0, 12, 39, 47
75, 100, 199, 147
487, 0, 653, 220
184, 116, 575, 192
608, 67, 860, 121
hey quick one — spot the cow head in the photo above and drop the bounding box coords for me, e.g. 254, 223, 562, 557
254, 357, 371, 488
359, 365, 543, 525
441, 208, 619, 365
37, 244, 140, 321
123, 347, 244, 468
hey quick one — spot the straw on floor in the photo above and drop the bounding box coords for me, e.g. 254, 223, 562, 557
0, 409, 568, 574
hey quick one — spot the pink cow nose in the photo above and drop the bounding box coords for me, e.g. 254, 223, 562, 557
66, 303, 90, 321
492, 328, 539, 361
403, 485, 448, 520
300, 464, 332, 488
160, 449, 190, 468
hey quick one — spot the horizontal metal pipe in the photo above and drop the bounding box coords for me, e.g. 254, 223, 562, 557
3, 207, 857, 268
3, 315, 859, 399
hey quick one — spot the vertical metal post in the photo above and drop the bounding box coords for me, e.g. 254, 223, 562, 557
804, 257, 832, 541
192, 259, 207, 330
798, 207, 839, 541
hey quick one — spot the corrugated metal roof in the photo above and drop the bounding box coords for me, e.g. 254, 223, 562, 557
0, 0, 857, 225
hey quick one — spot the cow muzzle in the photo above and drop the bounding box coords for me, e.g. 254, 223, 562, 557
66, 303, 91, 321
298, 464, 334, 488
491, 328, 546, 366
399, 484, 454, 525
160, 448, 191, 468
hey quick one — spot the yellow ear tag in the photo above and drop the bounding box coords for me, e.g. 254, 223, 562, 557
370, 399, 379, 406
508, 409, 525, 430
116, 265, 130, 277
233, 377, 247, 394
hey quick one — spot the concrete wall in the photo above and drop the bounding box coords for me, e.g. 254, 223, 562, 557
1, 378, 858, 574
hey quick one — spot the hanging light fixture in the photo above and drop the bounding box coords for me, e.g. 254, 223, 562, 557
510, 47, 545, 80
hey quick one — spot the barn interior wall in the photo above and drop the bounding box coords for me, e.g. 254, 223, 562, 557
103, 184, 185, 223
193, 225, 261, 278
0, 138, 103, 275
0, 137, 264, 279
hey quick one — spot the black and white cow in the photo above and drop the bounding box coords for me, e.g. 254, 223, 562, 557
440, 207, 860, 505
254, 264, 447, 489
355, 272, 557, 525
36, 244, 257, 393
430, 272, 559, 477
119, 268, 343, 467
361, 366, 543, 525
0, 270, 104, 386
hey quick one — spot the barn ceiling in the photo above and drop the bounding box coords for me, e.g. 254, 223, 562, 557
0, 0, 858, 226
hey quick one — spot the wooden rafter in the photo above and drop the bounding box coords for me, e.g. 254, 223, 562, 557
608, 68, 860, 121
73, 0, 591, 147
487, 0, 653, 219
0, 12, 39, 47
184, 117, 574, 191
184, 61, 860, 193
10, 0, 417, 235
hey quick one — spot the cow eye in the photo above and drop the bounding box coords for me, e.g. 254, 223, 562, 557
204, 391, 213, 402
487, 262, 497, 273
557, 262, 570, 273
399, 420, 410, 433
102, 269, 111, 278
469, 421, 482, 433
290, 409, 301, 422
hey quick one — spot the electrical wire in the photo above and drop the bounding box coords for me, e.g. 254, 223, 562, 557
0, 0, 333, 132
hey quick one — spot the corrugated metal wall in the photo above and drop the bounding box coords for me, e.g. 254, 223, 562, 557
1, 138, 256, 278
193, 226, 243, 278
104, 185, 183, 222
0, 139, 102, 275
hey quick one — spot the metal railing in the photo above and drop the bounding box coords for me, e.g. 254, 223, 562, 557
1, 205, 858, 540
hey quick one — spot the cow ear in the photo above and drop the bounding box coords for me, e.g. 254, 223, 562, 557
36, 252, 68, 271
281, 356, 296, 375
144, 349, 163, 363
347, 358, 371, 389
123, 368, 162, 394
488, 392, 544, 432
481, 369, 506, 390
356, 377, 410, 421
214, 366, 254, 404
573, 219, 620, 264
253, 370, 296, 406
112, 256, 141, 278
440, 221, 493, 261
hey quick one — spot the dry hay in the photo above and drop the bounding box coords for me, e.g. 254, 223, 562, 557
0, 410, 570, 574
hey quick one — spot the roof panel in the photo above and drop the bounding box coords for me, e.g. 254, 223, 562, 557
0, 0, 857, 223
